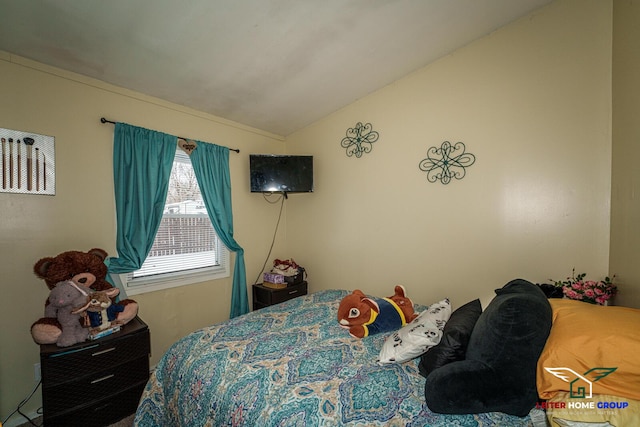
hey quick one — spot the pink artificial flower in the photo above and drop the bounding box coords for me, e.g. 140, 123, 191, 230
557, 272, 616, 305
564, 289, 581, 300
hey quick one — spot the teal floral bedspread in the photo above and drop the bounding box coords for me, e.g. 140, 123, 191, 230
134, 290, 537, 426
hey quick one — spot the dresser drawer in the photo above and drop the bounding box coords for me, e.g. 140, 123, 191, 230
40, 316, 150, 427
44, 381, 146, 427
270, 281, 308, 303
41, 328, 150, 386
253, 281, 308, 309
43, 355, 149, 412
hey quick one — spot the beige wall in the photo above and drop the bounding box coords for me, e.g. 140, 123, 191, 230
0, 53, 288, 419
286, 0, 614, 309
610, 0, 640, 309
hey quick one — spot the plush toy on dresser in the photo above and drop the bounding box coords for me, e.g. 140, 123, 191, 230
45, 281, 91, 347
30, 248, 138, 345
337, 285, 418, 338
75, 288, 124, 331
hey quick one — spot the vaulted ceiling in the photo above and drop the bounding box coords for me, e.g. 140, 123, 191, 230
0, 0, 552, 136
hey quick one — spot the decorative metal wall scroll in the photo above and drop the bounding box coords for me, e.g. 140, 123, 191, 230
419, 141, 475, 185
1, 127, 55, 195
340, 122, 379, 158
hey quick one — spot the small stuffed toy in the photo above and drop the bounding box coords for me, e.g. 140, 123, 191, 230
47, 281, 90, 347
30, 248, 138, 345
337, 285, 418, 338
73, 288, 124, 331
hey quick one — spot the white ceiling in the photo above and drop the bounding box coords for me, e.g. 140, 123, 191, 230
0, 0, 552, 136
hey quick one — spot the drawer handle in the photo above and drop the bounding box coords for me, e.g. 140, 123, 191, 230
91, 374, 115, 384
93, 402, 113, 412
92, 347, 116, 357
288, 290, 298, 295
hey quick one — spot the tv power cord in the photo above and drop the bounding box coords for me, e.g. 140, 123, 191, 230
253, 192, 286, 285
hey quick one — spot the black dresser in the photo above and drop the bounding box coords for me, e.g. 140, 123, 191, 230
39, 316, 151, 427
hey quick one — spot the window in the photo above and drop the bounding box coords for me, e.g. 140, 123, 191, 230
122, 149, 230, 295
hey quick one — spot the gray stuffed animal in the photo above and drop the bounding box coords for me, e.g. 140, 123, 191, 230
46, 280, 90, 347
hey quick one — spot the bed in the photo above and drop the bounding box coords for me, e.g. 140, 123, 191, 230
134, 289, 544, 426
535, 298, 640, 427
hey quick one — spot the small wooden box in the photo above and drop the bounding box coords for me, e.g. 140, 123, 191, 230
263, 281, 287, 289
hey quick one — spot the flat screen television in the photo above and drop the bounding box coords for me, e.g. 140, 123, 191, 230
250, 154, 314, 193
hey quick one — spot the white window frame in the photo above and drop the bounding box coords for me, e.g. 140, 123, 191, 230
119, 150, 230, 296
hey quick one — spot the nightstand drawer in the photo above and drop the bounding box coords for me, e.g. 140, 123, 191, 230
43, 356, 149, 412
44, 381, 147, 427
270, 282, 308, 303
42, 327, 150, 386
41, 316, 151, 426
253, 281, 308, 309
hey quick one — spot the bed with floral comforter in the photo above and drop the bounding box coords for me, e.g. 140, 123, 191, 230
134, 289, 540, 426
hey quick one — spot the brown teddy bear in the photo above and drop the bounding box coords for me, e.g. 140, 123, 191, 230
30, 248, 138, 345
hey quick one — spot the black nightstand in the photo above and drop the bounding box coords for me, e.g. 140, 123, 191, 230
40, 316, 151, 427
252, 281, 308, 310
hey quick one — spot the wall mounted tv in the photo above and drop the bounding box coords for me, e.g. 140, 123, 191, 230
249, 154, 314, 193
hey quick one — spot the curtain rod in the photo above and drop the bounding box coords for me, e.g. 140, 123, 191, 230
100, 117, 240, 153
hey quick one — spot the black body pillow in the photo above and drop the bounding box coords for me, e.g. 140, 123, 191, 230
424, 279, 552, 417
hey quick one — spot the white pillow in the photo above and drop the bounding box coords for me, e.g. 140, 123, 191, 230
378, 299, 451, 364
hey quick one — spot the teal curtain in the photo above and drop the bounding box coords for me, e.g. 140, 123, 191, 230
108, 123, 177, 295
190, 141, 249, 318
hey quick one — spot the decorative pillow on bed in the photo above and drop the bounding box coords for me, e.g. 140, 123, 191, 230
418, 298, 482, 378
378, 299, 451, 364
537, 299, 640, 401
425, 279, 552, 417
